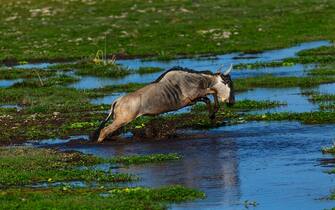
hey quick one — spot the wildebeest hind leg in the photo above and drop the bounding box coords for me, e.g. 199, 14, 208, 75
97, 119, 127, 143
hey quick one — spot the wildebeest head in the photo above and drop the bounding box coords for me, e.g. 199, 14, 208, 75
212, 64, 235, 106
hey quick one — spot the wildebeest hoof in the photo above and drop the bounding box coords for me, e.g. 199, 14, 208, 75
97, 137, 105, 143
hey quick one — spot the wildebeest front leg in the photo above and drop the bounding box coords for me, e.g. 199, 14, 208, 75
197, 97, 214, 120
211, 94, 220, 119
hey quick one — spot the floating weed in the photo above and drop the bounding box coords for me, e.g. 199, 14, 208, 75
109, 153, 182, 165
67, 121, 99, 129
191, 100, 286, 112
322, 142, 335, 154
137, 67, 164, 75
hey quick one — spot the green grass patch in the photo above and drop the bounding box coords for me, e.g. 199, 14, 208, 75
245, 111, 335, 124
50, 62, 132, 78
0, 68, 56, 79
305, 92, 335, 102
321, 143, 335, 154
235, 61, 295, 70
0, 185, 204, 210
2, 0, 335, 61
0, 147, 134, 186
298, 46, 335, 57
191, 100, 286, 112
94, 83, 146, 93
308, 68, 335, 76
235, 76, 335, 91
11, 75, 79, 88
0, 147, 203, 209
137, 67, 164, 75
0, 86, 105, 113
110, 153, 182, 165
0, 147, 187, 186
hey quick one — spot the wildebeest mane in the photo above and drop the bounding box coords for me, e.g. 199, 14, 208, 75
152, 66, 214, 83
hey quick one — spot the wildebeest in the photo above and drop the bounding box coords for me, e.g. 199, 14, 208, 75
94, 65, 235, 142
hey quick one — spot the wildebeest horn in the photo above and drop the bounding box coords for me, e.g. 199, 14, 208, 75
223, 64, 233, 75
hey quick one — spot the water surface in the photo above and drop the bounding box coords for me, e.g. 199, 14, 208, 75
56, 121, 335, 210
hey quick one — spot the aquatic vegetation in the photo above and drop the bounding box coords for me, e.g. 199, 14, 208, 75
191, 100, 286, 112
321, 143, 335, 154
308, 67, 335, 76
137, 67, 164, 75
298, 46, 335, 57
0, 68, 56, 79
235, 76, 335, 91
0, 185, 204, 210
0, 147, 204, 209
235, 61, 295, 70
50, 61, 132, 78
11, 75, 79, 88
245, 111, 335, 124
305, 93, 335, 102
110, 153, 182, 165
94, 83, 146, 93
0, 147, 134, 186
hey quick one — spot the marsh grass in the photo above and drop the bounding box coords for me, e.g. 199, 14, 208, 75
244, 111, 335, 124
0, 147, 134, 186
235, 76, 335, 91
2, 0, 335, 61
110, 153, 182, 165
0, 68, 56, 79
0, 147, 203, 209
11, 75, 79, 88
137, 67, 164, 75
321, 143, 335, 154
0, 185, 204, 210
50, 61, 132, 78
191, 100, 286, 112
94, 83, 146, 93
235, 61, 295, 70
308, 68, 335, 76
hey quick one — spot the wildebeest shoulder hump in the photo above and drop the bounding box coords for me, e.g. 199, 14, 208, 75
152, 66, 214, 83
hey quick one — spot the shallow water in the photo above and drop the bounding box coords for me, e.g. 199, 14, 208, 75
117, 41, 330, 70
0, 104, 22, 111
15, 62, 60, 69
90, 92, 125, 105
69, 39, 325, 89
236, 87, 318, 113
8, 40, 330, 89
0, 79, 22, 88
69, 64, 315, 89
57, 121, 335, 210
316, 83, 335, 95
